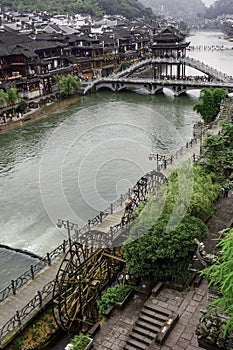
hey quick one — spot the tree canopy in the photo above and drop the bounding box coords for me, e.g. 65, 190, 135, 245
205, 0, 233, 19
56, 74, 81, 97
123, 213, 208, 283
202, 119, 233, 181
200, 228, 233, 335
193, 87, 226, 124
1, 0, 156, 18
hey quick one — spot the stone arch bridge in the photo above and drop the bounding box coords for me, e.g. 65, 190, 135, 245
83, 57, 233, 96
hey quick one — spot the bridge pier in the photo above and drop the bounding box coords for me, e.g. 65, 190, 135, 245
147, 84, 163, 95
173, 85, 187, 97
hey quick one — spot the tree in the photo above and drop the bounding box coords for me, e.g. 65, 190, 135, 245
193, 87, 226, 124
123, 214, 208, 283
0, 89, 8, 107
6, 87, 19, 105
202, 120, 233, 181
56, 74, 81, 97
200, 228, 233, 335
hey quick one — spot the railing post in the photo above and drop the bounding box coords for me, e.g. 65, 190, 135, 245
11, 280, 16, 295
38, 291, 43, 307
110, 227, 113, 241
47, 253, 51, 266
62, 240, 66, 253
120, 194, 123, 206
31, 265, 34, 280
16, 310, 21, 327
88, 220, 91, 231
100, 212, 103, 223
110, 203, 113, 214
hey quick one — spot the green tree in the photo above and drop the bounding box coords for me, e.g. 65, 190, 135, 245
202, 120, 233, 181
193, 87, 226, 124
6, 87, 19, 105
56, 74, 81, 97
123, 214, 208, 283
0, 89, 8, 107
200, 228, 233, 335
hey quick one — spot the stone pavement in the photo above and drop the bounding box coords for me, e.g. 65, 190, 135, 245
92, 279, 208, 350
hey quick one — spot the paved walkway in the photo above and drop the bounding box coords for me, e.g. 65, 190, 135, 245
92, 189, 233, 350
92, 280, 208, 350
0, 254, 65, 330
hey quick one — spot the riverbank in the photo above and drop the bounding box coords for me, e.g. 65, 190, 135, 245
0, 93, 83, 134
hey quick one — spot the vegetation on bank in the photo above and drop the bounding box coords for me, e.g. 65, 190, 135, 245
56, 74, 82, 97
202, 119, 233, 183
6, 308, 58, 350
1, 0, 156, 18
200, 228, 233, 336
193, 87, 226, 124
122, 161, 220, 284
0, 88, 19, 107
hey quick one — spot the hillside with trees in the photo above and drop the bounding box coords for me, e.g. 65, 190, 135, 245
205, 0, 233, 18
139, 0, 207, 20
0, 0, 156, 19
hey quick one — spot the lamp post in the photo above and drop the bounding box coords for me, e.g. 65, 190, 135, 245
57, 219, 79, 249
148, 153, 167, 171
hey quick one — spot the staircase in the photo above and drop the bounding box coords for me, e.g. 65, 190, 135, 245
123, 301, 179, 350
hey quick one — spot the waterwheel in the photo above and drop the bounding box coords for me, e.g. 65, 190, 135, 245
53, 234, 124, 332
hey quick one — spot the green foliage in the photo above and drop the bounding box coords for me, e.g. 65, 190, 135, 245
123, 214, 208, 283
2, 0, 155, 18
16, 99, 28, 113
70, 333, 91, 350
200, 228, 233, 336
202, 120, 233, 181
6, 87, 19, 105
56, 74, 81, 97
193, 87, 226, 124
97, 284, 132, 316
0, 89, 8, 106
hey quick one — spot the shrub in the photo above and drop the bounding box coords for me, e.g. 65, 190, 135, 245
70, 333, 91, 350
97, 284, 132, 316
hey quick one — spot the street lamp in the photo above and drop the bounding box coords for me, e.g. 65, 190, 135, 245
148, 153, 167, 171
57, 219, 79, 249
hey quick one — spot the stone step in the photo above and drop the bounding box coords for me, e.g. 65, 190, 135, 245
133, 325, 157, 339
143, 303, 170, 317
141, 307, 168, 322
129, 330, 152, 345
135, 319, 161, 333
124, 344, 140, 350
139, 313, 165, 327
126, 337, 148, 350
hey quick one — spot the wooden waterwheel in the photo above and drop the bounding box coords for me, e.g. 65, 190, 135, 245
53, 232, 124, 332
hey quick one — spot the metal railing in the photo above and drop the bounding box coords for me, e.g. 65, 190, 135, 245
0, 97, 230, 347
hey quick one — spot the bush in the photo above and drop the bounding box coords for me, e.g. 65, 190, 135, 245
123, 214, 208, 283
70, 333, 91, 350
97, 284, 132, 316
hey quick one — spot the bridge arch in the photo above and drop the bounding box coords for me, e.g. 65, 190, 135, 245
83, 57, 233, 95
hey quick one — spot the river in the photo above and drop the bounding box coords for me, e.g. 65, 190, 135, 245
0, 30, 232, 290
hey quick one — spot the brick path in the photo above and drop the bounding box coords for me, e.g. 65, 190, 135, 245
92, 190, 233, 350
92, 280, 208, 350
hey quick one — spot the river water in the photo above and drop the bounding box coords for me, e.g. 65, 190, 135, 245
0, 30, 233, 290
